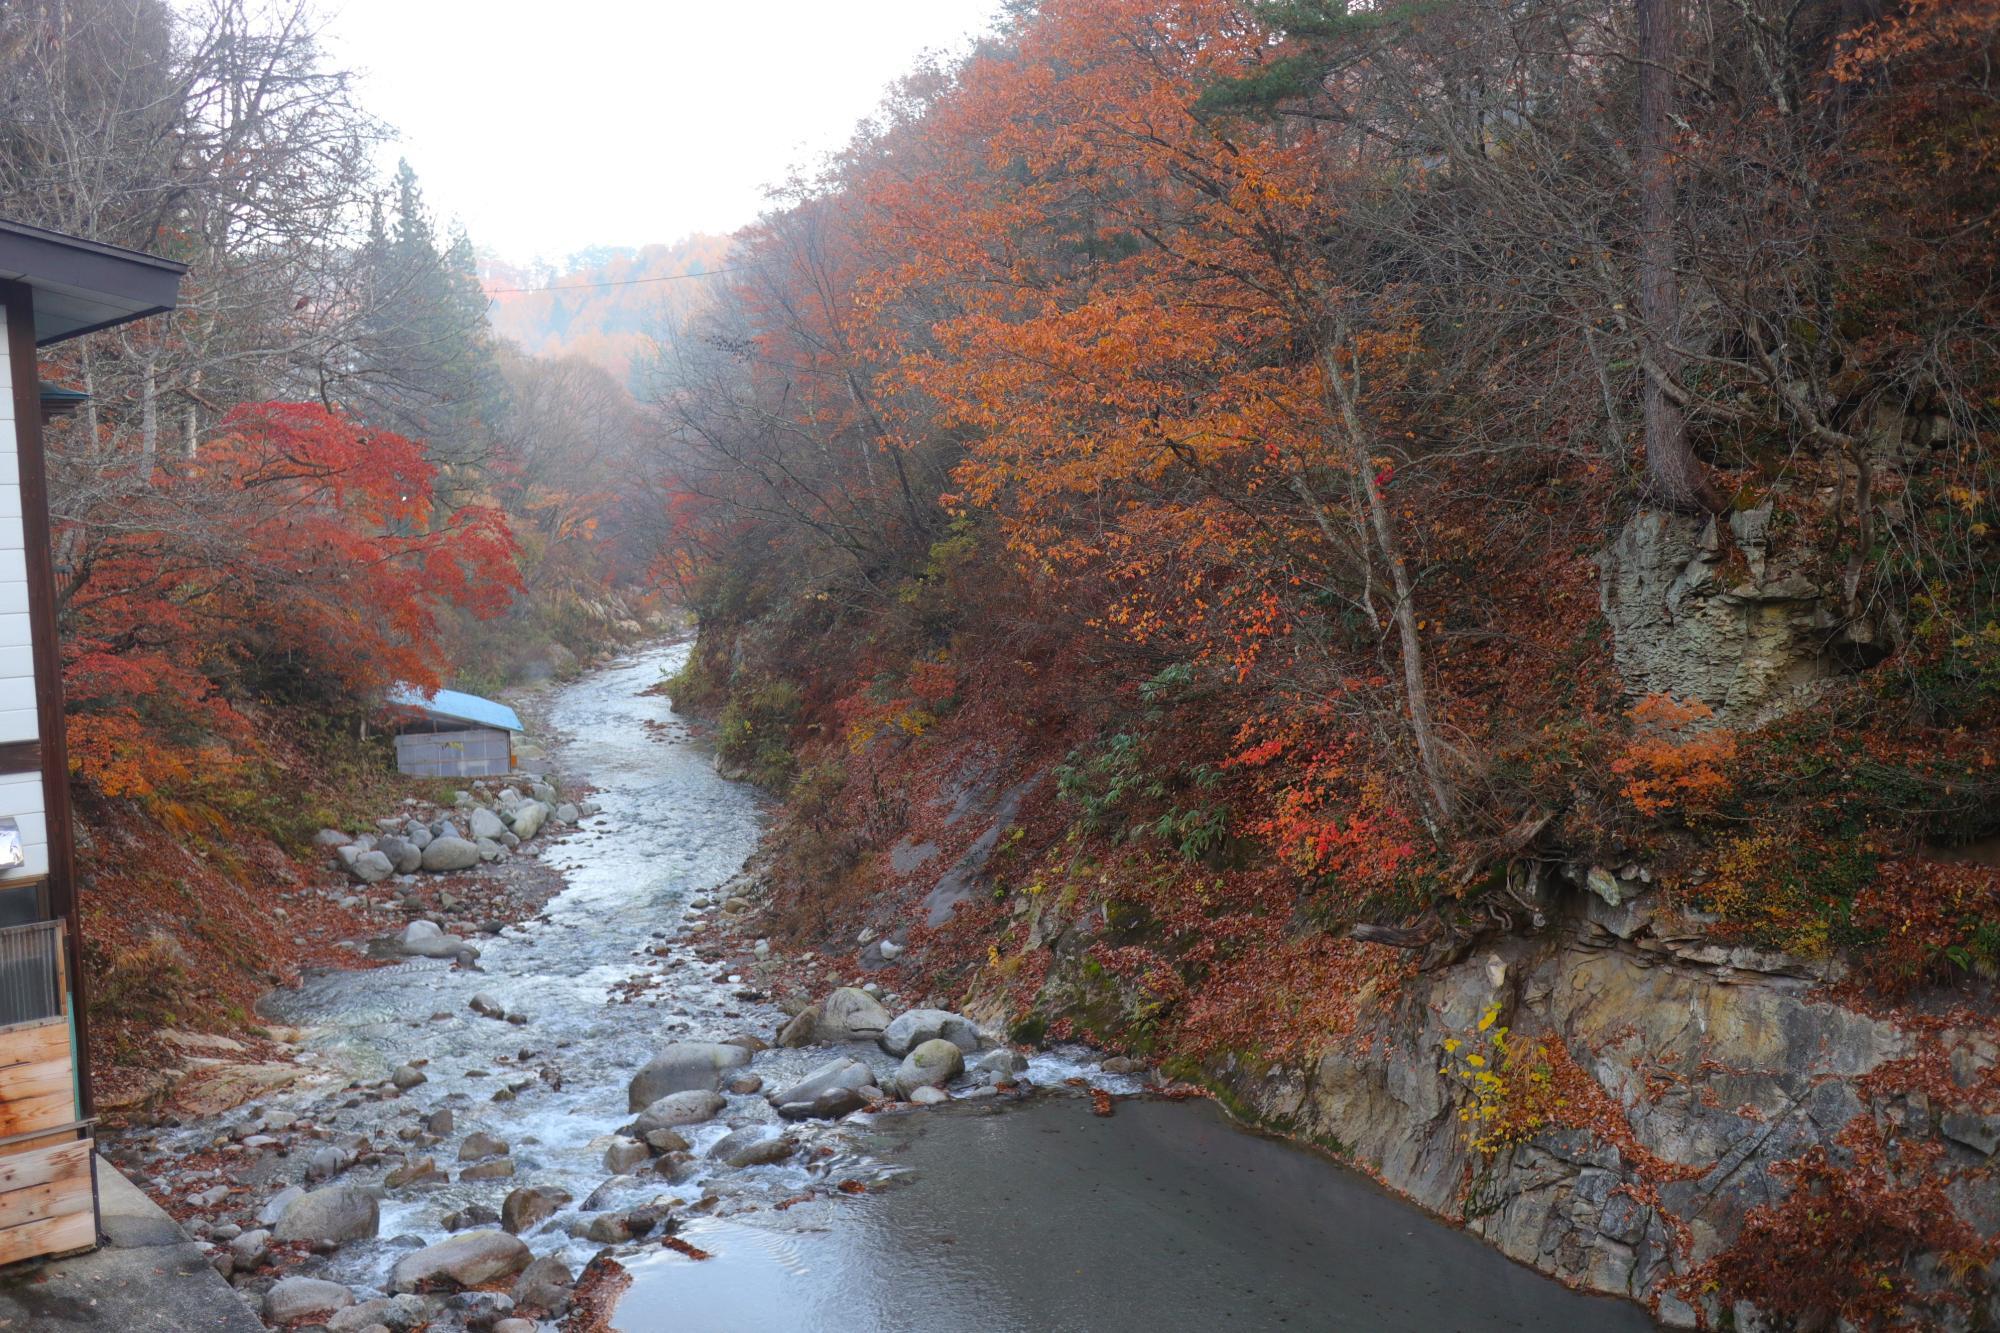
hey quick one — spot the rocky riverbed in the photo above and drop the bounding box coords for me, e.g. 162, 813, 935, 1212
100, 644, 1658, 1332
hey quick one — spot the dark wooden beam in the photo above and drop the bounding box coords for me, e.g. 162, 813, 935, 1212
0, 741, 39, 775
3, 280, 89, 1119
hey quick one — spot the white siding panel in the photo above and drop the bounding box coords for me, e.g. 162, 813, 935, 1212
0, 547, 24, 587
0, 679, 34, 714
0, 485, 20, 520
0, 582, 26, 616
0, 709, 36, 743
0, 613, 28, 651
0, 776, 44, 812
0, 517, 21, 552
0, 844, 50, 883
0, 647, 32, 682
3, 812, 47, 846
0, 338, 10, 421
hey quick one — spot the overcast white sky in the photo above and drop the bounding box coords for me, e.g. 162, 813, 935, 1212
320, 0, 1001, 266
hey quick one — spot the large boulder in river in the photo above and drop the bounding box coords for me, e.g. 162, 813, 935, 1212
626, 1041, 752, 1110
892, 1039, 964, 1097
271, 1184, 379, 1243
509, 801, 550, 840
766, 1057, 873, 1119
468, 805, 508, 841
632, 1090, 726, 1134
816, 988, 891, 1042
389, 1230, 531, 1293
879, 1008, 981, 1057
421, 836, 481, 872
348, 850, 395, 884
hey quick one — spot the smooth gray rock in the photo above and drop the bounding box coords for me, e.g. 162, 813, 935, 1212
631, 1090, 726, 1134
775, 1005, 818, 1047
816, 987, 891, 1041
377, 835, 422, 874
767, 1057, 872, 1110
264, 1276, 354, 1322
468, 806, 508, 841
554, 802, 579, 824
390, 1064, 426, 1091
272, 1185, 379, 1243
777, 1085, 870, 1121
459, 1131, 509, 1160
892, 1039, 964, 1097
349, 850, 395, 884
627, 1041, 752, 1109
509, 801, 549, 840
397, 919, 469, 959
879, 1008, 980, 1056
475, 836, 505, 862
972, 1048, 1028, 1079
707, 1127, 793, 1168
421, 836, 481, 872
603, 1137, 649, 1173
389, 1230, 531, 1292
257, 1185, 303, 1226
227, 1227, 270, 1269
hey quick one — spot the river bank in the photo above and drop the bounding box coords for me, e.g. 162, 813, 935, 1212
99, 644, 1660, 1332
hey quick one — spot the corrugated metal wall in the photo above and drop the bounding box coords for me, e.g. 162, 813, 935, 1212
393, 728, 513, 778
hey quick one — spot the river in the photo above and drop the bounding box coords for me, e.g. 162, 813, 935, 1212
174, 643, 1658, 1331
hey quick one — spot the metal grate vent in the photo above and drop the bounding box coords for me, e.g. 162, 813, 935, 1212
0, 920, 62, 1028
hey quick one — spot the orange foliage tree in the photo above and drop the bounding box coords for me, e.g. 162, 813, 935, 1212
61, 402, 519, 798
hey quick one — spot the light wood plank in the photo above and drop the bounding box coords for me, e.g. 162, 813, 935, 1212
0, 1023, 67, 1072
0, 1138, 86, 1195
0, 1204, 95, 1265
0, 1172, 92, 1225
0, 1089, 74, 1139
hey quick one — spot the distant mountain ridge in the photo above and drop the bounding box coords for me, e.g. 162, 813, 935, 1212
480, 234, 731, 390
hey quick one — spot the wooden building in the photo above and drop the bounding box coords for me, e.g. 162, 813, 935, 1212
0, 220, 184, 1264
385, 685, 525, 778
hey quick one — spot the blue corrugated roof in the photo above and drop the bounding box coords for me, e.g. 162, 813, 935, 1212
386, 685, 524, 733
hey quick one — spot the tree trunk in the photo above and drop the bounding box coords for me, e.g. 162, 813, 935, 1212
1321, 338, 1457, 827
1635, 0, 1720, 513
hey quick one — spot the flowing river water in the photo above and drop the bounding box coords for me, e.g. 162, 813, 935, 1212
184, 643, 1655, 1331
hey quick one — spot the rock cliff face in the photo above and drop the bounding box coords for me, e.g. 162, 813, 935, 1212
1598, 508, 1848, 725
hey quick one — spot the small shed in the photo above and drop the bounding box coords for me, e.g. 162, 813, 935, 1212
384, 686, 524, 778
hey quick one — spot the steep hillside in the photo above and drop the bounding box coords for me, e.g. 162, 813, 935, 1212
658, 2, 2000, 1327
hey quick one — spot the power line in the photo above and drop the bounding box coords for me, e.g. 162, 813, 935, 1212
484, 267, 742, 296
